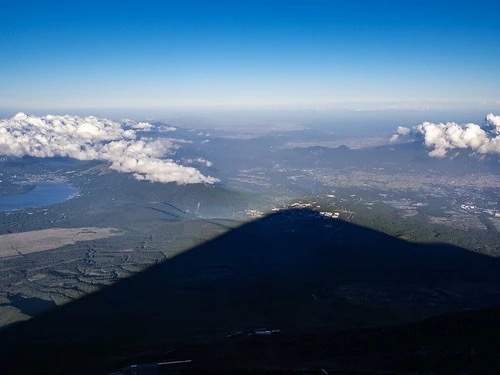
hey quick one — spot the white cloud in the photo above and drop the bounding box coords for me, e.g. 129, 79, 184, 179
131, 122, 153, 131
185, 157, 213, 167
396, 126, 411, 136
0, 113, 217, 184
390, 114, 500, 157
486, 113, 500, 134
389, 126, 411, 142
157, 124, 177, 132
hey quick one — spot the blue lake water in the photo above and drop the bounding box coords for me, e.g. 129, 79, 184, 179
0, 183, 79, 212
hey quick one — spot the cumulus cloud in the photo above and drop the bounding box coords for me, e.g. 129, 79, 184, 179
121, 118, 153, 131
0, 113, 217, 184
185, 157, 213, 167
157, 124, 177, 132
485, 113, 500, 134
390, 113, 500, 157
389, 126, 411, 142
132, 122, 153, 131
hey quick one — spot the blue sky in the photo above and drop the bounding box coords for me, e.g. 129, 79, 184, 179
1, 0, 499, 113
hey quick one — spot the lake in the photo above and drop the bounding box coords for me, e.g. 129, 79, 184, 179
0, 183, 79, 212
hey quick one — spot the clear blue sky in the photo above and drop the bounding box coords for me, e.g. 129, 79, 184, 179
1, 0, 499, 112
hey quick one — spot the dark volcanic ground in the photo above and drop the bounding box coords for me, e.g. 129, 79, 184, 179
1, 209, 500, 374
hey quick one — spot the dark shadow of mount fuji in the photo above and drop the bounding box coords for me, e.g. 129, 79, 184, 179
2, 209, 500, 373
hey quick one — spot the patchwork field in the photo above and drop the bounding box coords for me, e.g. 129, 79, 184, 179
0, 227, 123, 258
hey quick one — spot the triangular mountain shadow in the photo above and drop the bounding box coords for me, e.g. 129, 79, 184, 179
1, 209, 500, 374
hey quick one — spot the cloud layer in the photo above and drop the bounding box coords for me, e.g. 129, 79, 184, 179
0, 113, 217, 184
390, 113, 500, 157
